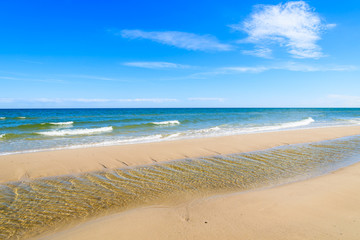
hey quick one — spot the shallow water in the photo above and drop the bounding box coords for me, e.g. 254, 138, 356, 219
1, 136, 360, 239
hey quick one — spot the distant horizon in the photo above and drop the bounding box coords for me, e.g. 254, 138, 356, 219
1, 107, 360, 110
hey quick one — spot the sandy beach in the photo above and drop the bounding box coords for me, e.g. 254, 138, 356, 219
2, 125, 360, 183
2, 126, 360, 240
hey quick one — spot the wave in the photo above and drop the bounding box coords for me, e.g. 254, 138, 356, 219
337, 118, 360, 125
227, 117, 315, 134
16, 117, 26, 119
0, 134, 4, 138
0, 134, 166, 155
182, 118, 315, 138
193, 126, 221, 134
349, 119, 360, 125
254, 117, 315, 131
0, 117, 5, 120
3, 122, 74, 131
46, 121, 74, 126
37, 126, 113, 137
151, 120, 180, 125
0, 117, 316, 155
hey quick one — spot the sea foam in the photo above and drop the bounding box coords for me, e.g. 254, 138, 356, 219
151, 120, 180, 125
254, 117, 314, 131
0, 134, 4, 138
229, 117, 315, 134
38, 126, 113, 136
184, 118, 315, 138
348, 119, 360, 125
45, 121, 74, 126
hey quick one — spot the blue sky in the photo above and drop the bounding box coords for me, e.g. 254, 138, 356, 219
1, 0, 359, 108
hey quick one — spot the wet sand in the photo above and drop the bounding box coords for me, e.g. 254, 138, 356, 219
42, 160, 360, 240
1, 125, 360, 183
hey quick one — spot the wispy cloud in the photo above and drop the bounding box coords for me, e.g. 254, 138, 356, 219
123, 61, 191, 69
183, 63, 357, 79
0, 76, 67, 83
188, 97, 225, 102
0, 98, 178, 103
242, 47, 273, 58
0, 98, 16, 103
222, 63, 357, 73
221, 66, 269, 73
64, 75, 127, 82
76, 98, 178, 103
231, 1, 335, 58
120, 30, 233, 51
326, 94, 360, 107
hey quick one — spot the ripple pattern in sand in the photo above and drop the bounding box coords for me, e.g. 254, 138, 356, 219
1, 136, 360, 239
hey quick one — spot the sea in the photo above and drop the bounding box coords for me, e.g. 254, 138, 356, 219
0, 108, 359, 155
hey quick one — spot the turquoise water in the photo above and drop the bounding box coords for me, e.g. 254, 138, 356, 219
0, 108, 359, 155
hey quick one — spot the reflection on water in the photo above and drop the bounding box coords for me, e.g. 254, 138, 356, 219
1, 136, 360, 239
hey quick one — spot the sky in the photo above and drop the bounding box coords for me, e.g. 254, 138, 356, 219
0, 0, 360, 108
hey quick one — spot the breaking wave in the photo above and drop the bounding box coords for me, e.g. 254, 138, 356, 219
151, 120, 180, 125
37, 126, 113, 137
45, 121, 74, 126
240, 117, 315, 133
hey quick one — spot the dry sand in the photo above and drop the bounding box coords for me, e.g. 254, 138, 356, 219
1, 125, 360, 183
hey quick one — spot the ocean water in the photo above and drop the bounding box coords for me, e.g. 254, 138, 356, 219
0, 108, 359, 155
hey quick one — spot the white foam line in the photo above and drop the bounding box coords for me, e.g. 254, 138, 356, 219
47, 121, 74, 126
152, 120, 180, 125
37, 126, 113, 136
1, 124, 357, 157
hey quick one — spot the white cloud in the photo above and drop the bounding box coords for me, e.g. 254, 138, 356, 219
123, 61, 190, 69
0, 98, 178, 103
0, 76, 66, 83
120, 30, 233, 51
113, 98, 178, 103
183, 63, 356, 80
221, 66, 269, 73
65, 75, 126, 82
222, 63, 357, 73
232, 1, 334, 58
242, 47, 273, 58
188, 97, 225, 102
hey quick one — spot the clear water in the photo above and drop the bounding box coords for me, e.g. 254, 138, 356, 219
0, 108, 360, 155
1, 136, 360, 239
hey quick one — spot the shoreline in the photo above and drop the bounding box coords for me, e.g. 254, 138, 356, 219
42, 160, 360, 240
1, 125, 360, 183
